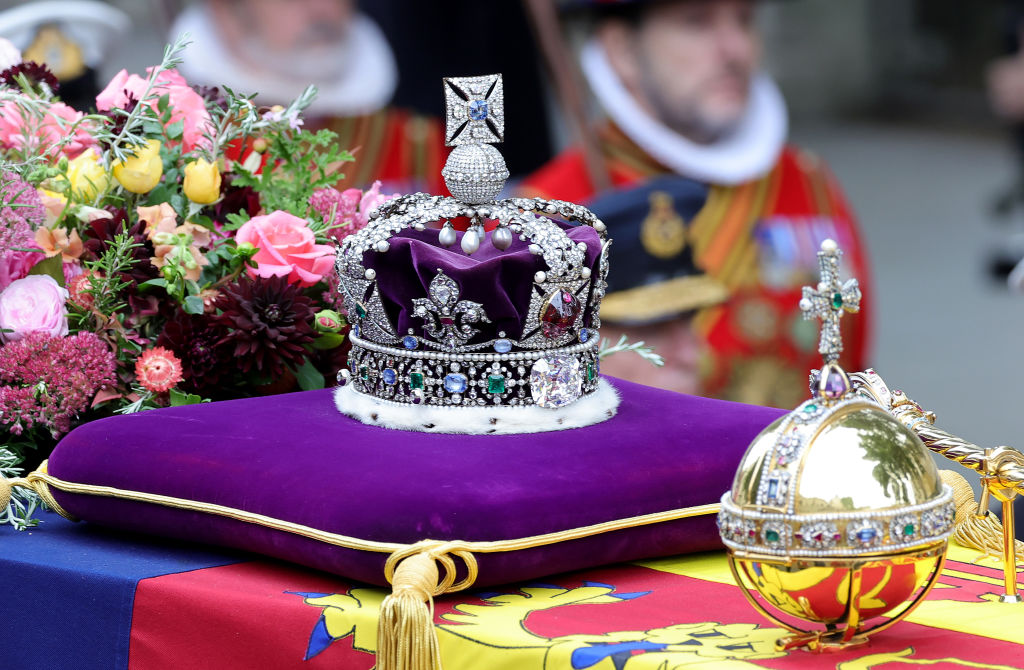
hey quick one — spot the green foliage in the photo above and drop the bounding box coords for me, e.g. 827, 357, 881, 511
293, 358, 326, 391
0, 447, 43, 530
232, 127, 353, 219
26, 253, 63, 286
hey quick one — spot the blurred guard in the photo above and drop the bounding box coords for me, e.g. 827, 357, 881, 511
0, 1, 129, 111
591, 176, 728, 395
172, 0, 447, 194
522, 0, 872, 407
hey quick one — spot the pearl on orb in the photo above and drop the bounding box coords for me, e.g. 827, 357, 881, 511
534, 271, 547, 284
364, 268, 377, 280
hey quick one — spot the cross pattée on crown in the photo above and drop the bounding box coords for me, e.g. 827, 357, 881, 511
443, 74, 504, 146
799, 239, 862, 364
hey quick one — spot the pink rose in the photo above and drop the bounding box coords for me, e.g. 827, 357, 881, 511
358, 181, 398, 228
0, 275, 69, 342
236, 211, 334, 287
0, 99, 95, 159
0, 248, 43, 291
96, 68, 212, 153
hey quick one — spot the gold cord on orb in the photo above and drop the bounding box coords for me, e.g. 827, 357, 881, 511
940, 469, 1024, 564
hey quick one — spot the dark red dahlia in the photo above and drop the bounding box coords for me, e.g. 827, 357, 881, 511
83, 207, 159, 284
97, 94, 139, 150
0, 61, 59, 92
192, 84, 227, 111
213, 276, 315, 378
156, 309, 231, 395
212, 174, 260, 222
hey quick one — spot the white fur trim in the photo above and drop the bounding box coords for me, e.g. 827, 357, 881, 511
334, 378, 620, 434
172, 7, 397, 116
580, 38, 787, 186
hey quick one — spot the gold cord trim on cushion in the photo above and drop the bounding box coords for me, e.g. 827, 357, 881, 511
6, 461, 76, 521
17, 467, 720, 558
7, 466, 720, 670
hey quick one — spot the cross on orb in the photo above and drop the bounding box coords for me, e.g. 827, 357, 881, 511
799, 239, 862, 363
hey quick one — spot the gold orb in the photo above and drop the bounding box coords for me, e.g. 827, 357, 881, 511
719, 394, 954, 651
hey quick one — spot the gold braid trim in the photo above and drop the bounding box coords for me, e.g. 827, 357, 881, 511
14, 467, 719, 564
5, 461, 75, 521
9, 465, 719, 670
940, 469, 1024, 563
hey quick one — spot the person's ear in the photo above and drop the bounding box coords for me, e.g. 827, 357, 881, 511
596, 20, 643, 93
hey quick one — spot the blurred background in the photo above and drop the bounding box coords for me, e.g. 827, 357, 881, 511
2, 0, 1024, 452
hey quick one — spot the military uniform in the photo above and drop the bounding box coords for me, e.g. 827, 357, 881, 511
522, 121, 872, 408
317, 110, 447, 194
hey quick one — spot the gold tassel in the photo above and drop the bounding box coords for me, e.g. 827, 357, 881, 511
376, 551, 444, 670
940, 469, 1024, 563
0, 475, 11, 512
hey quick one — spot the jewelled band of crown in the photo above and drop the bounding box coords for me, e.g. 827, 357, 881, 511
334, 74, 612, 411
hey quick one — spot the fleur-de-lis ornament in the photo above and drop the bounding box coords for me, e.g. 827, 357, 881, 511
411, 271, 491, 350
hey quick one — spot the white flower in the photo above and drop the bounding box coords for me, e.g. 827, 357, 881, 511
0, 38, 21, 73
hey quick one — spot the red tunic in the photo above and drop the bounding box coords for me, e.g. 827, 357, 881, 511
316, 108, 448, 194
521, 123, 873, 408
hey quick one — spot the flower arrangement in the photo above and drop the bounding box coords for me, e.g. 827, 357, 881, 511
0, 36, 393, 522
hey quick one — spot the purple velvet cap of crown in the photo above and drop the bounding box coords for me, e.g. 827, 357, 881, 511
361, 222, 602, 345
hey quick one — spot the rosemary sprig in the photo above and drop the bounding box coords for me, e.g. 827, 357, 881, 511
598, 334, 665, 367
0, 447, 42, 530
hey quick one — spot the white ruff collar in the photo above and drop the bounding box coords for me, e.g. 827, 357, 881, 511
580, 38, 787, 185
172, 7, 397, 117
335, 378, 621, 434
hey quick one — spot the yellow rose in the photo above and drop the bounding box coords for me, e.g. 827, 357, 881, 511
112, 139, 163, 194
65, 149, 110, 201
183, 157, 222, 204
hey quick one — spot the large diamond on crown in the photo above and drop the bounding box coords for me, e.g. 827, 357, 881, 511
530, 355, 583, 408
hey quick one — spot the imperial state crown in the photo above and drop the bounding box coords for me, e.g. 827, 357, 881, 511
334, 74, 617, 433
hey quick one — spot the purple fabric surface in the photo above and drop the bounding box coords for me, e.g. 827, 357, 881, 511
366, 223, 603, 342
48, 378, 784, 587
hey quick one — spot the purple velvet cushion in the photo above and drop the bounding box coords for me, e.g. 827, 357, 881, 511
47, 378, 783, 587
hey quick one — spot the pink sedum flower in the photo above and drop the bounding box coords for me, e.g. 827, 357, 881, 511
0, 274, 68, 342
134, 346, 184, 394
96, 67, 212, 153
0, 331, 117, 436
0, 99, 95, 158
235, 210, 334, 287
309, 181, 398, 243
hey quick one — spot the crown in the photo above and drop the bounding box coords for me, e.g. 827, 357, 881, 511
333, 75, 616, 432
